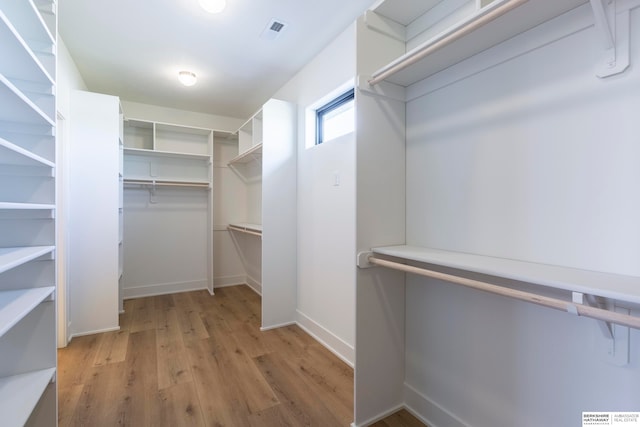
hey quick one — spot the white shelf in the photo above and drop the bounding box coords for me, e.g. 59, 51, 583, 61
123, 147, 210, 161
0, 10, 54, 85
123, 178, 210, 188
0, 137, 55, 167
372, 245, 640, 304
0, 246, 54, 275
228, 143, 263, 165
0, 367, 56, 427
0, 74, 54, 126
0, 287, 54, 337
0, 202, 55, 210
370, 0, 587, 87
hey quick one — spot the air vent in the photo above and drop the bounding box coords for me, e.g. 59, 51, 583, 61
260, 18, 288, 40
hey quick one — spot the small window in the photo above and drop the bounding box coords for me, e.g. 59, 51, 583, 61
316, 89, 355, 145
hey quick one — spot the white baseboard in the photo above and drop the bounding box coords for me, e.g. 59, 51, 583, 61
245, 275, 262, 295
404, 382, 471, 427
123, 280, 208, 299
296, 310, 354, 368
260, 320, 296, 332
352, 404, 405, 427
213, 275, 246, 288
69, 325, 120, 341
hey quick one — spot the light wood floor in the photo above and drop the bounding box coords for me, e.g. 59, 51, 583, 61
58, 285, 425, 427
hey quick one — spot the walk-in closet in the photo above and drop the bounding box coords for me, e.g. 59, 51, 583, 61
3, 0, 640, 426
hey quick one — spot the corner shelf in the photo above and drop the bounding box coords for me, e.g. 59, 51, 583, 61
228, 143, 262, 165
369, 245, 640, 305
368, 0, 587, 87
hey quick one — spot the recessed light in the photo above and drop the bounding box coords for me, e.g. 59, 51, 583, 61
199, 0, 226, 14
178, 71, 197, 86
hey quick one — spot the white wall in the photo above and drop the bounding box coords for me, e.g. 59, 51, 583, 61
274, 24, 358, 364
57, 38, 88, 118
403, 6, 640, 427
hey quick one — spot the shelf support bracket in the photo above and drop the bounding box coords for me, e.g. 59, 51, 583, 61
590, 0, 630, 77
575, 292, 630, 365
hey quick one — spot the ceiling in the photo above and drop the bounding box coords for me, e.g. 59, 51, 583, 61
59, 0, 378, 120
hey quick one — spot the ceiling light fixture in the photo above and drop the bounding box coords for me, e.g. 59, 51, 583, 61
199, 0, 226, 14
178, 71, 197, 86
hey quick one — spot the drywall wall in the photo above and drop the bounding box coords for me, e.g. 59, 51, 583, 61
274, 23, 358, 364
404, 6, 640, 426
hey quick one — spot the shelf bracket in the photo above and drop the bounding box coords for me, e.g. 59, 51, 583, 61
357, 251, 375, 268
574, 292, 630, 365
590, 0, 630, 78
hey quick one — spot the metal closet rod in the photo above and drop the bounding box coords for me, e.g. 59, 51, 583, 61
368, 0, 528, 86
227, 225, 262, 237
367, 255, 640, 330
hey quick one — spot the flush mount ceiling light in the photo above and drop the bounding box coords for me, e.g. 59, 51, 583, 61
178, 71, 197, 86
199, 0, 226, 14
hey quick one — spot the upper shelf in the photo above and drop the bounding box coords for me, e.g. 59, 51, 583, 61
371, 245, 640, 305
228, 143, 262, 165
123, 147, 210, 161
368, 0, 588, 87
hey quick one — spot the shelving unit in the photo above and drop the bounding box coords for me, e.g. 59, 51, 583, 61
68, 91, 121, 338
122, 119, 220, 298
354, 0, 640, 425
366, 0, 587, 87
228, 222, 262, 237
0, 0, 58, 425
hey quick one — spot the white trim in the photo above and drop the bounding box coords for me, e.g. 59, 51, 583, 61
213, 275, 246, 288
295, 309, 355, 367
352, 404, 405, 427
404, 382, 472, 427
122, 280, 207, 299
260, 320, 296, 332
245, 275, 262, 295
69, 325, 120, 340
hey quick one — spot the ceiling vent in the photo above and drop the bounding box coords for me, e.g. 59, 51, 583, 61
260, 18, 288, 40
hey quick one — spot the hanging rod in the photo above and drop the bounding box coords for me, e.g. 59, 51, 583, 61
123, 179, 209, 188
227, 224, 262, 237
366, 254, 640, 330
368, 0, 528, 86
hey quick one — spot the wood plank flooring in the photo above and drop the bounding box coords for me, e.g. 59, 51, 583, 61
58, 285, 426, 427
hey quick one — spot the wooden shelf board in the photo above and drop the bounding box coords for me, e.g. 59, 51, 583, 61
0, 368, 56, 427
0, 246, 55, 275
372, 245, 640, 304
0, 287, 54, 338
